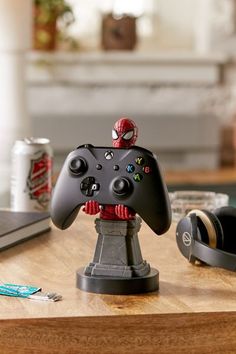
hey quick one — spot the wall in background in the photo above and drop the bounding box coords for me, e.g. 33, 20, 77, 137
27, 51, 231, 172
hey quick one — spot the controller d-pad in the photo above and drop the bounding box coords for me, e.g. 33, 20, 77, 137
81, 177, 100, 197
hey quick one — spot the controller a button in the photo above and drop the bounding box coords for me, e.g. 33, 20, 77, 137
126, 164, 135, 173
69, 157, 87, 175
143, 166, 152, 174
135, 157, 145, 166
133, 173, 143, 182
112, 178, 131, 197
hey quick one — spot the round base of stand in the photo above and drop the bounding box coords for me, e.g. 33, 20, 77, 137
76, 267, 159, 295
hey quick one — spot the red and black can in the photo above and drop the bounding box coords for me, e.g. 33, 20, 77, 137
11, 138, 53, 212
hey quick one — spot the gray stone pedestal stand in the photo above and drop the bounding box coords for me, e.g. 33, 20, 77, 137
76, 217, 159, 294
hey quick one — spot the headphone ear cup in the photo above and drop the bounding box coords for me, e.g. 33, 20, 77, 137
187, 209, 224, 250
214, 206, 236, 253
176, 214, 197, 261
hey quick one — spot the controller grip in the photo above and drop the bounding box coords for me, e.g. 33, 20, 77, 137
51, 202, 81, 230
51, 179, 81, 229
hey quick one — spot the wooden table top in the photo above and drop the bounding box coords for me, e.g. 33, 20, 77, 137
0, 214, 235, 319
1, 214, 236, 353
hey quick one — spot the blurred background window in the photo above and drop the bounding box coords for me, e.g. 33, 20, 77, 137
65, 0, 156, 50
33, 0, 236, 53
61, 0, 236, 52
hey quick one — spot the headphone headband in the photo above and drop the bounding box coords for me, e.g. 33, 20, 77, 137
187, 209, 217, 248
191, 238, 236, 271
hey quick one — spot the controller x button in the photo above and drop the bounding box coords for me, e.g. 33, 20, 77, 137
81, 177, 100, 197
126, 164, 135, 173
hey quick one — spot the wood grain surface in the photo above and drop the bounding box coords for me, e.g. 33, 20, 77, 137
0, 213, 236, 353
1, 312, 236, 354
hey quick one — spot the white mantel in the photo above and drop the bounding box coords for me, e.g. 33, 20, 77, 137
27, 51, 235, 171
27, 51, 227, 85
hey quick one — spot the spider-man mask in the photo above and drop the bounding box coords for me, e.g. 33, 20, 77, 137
112, 117, 138, 148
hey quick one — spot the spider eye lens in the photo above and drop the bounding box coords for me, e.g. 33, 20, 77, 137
123, 130, 134, 140
112, 130, 119, 140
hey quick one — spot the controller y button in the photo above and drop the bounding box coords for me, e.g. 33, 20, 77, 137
135, 156, 145, 166
69, 157, 87, 176
112, 177, 132, 197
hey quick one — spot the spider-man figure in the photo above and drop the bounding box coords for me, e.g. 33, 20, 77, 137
82, 117, 138, 220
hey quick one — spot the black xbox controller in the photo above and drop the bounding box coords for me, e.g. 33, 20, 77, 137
51, 144, 171, 235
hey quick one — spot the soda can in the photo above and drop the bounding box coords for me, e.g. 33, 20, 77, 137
11, 138, 53, 212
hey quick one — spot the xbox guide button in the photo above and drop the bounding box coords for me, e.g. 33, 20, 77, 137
104, 151, 114, 160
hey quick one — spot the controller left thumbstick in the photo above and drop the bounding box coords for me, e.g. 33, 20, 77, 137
69, 157, 87, 176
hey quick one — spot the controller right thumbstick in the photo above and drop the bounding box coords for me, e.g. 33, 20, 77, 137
112, 177, 132, 197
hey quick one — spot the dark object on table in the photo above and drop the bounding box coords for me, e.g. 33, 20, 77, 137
0, 210, 50, 250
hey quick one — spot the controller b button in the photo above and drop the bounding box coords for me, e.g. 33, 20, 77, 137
143, 166, 152, 174
112, 178, 131, 197
69, 157, 87, 175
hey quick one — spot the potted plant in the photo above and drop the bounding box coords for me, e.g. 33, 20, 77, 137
33, 0, 74, 51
